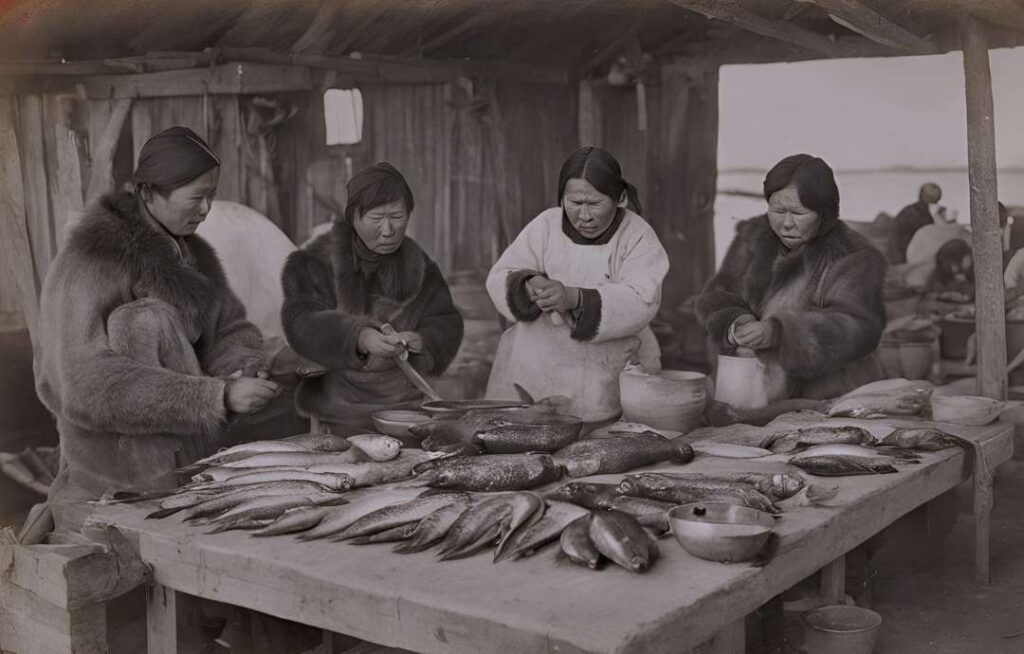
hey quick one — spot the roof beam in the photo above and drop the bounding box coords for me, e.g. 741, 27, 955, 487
290, 1, 345, 55
667, 0, 869, 57
800, 0, 939, 53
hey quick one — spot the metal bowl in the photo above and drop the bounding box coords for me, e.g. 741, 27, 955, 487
668, 502, 776, 563
372, 410, 432, 447
420, 399, 530, 418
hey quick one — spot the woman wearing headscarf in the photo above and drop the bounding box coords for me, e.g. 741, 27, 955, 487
36, 126, 279, 532
485, 147, 669, 422
281, 162, 464, 429
697, 154, 887, 400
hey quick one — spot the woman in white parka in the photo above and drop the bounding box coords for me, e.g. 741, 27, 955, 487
485, 147, 670, 423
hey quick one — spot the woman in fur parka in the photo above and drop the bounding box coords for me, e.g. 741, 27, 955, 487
697, 154, 887, 400
36, 126, 279, 532
281, 162, 463, 430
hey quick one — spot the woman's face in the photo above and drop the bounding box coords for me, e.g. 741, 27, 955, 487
768, 185, 822, 249
562, 178, 622, 240
145, 167, 220, 237
354, 199, 409, 254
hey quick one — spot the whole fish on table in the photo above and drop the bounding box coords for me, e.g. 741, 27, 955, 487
601, 496, 676, 534
618, 473, 782, 515
206, 494, 347, 533
282, 432, 353, 452
146, 480, 337, 519
332, 492, 471, 541
788, 444, 920, 464
348, 522, 421, 545
188, 470, 355, 492
882, 427, 968, 452
654, 472, 805, 501
791, 455, 898, 476
768, 426, 875, 454
436, 496, 513, 560
297, 487, 426, 541
496, 501, 590, 562
827, 381, 932, 419
181, 440, 315, 472
415, 411, 582, 454
560, 516, 602, 569
545, 482, 625, 511
217, 451, 370, 469
417, 454, 563, 492
252, 506, 334, 537
346, 434, 402, 462
553, 433, 694, 478
393, 501, 473, 554
588, 510, 659, 574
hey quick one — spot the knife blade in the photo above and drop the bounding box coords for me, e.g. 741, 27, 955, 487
381, 324, 443, 402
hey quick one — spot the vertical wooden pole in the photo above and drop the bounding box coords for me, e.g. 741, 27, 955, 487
961, 16, 1006, 401
578, 79, 602, 147
146, 582, 178, 654
819, 556, 846, 604
86, 97, 133, 204
0, 98, 41, 335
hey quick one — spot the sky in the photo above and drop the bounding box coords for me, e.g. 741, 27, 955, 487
718, 47, 1024, 171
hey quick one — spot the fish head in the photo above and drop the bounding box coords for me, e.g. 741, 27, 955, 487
629, 556, 650, 573
778, 474, 805, 496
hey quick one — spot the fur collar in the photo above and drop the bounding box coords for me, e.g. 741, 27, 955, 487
68, 191, 228, 339
326, 220, 428, 322
742, 214, 868, 307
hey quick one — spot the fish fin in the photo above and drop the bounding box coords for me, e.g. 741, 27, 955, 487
513, 383, 535, 404
316, 496, 350, 507
145, 506, 183, 520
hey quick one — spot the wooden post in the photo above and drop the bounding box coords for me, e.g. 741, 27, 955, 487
819, 556, 846, 604
86, 97, 133, 204
147, 582, 178, 654
0, 98, 41, 334
960, 16, 1006, 401
578, 79, 601, 147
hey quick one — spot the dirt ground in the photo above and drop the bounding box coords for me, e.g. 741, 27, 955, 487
869, 457, 1024, 653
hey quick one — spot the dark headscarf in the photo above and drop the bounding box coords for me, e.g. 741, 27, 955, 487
133, 126, 220, 193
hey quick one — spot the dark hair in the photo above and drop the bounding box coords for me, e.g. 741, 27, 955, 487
763, 154, 840, 230
133, 126, 220, 195
344, 162, 414, 223
930, 238, 974, 289
558, 146, 642, 215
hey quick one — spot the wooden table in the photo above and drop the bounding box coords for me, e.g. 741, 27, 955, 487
90, 418, 1013, 654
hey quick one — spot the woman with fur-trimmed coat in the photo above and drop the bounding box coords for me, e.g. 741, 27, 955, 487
36, 127, 279, 532
281, 163, 463, 429
697, 154, 887, 400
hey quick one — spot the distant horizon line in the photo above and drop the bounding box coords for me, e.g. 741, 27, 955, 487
721, 166, 1024, 174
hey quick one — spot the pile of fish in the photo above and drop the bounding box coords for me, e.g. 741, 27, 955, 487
779, 426, 967, 477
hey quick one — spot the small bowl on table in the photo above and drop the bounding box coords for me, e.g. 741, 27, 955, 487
372, 410, 432, 447
668, 502, 776, 563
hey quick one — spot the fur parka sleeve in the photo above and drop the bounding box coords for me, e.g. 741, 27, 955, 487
35, 254, 227, 435
407, 261, 464, 376
280, 249, 374, 370
695, 220, 759, 344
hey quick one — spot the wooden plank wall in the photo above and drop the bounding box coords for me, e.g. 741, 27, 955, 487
581, 63, 720, 312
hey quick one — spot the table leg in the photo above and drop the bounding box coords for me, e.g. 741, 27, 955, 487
819, 556, 846, 604
147, 582, 177, 654
974, 460, 995, 584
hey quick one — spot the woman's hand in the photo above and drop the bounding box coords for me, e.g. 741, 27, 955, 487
224, 377, 281, 413
527, 276, 580, 313
397, 331, 425, 353
357, 327, 405, 358
732, 319, 778, 351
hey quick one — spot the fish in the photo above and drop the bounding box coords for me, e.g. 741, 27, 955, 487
282, 432, 352, 452
331, 492, 470, 541
601, 496, 676, 534
493, 492, 546, 560
691, 443, 773, 459
473, 415, 583, 454
553, 433, 694, 478
206, 495, 342, 534
180, 440, 313, 472
251, 506, 333, 537
436, 496, 514, 560
788, 444, 920, 464
560, 516, 602, 569
218, 451, 367, 469
413, 404, 569, 451
154, 487, 240, 513
769, 426, 875, 454
346, 434, 402, 462
348, 522, 420, 545
297, 487, 426, 541
545, 482, 625, 511
496, 501, 590, 562
653, 472, 806, 501
147, 481, 334, 520
827, 381, 932, 419
188, 470, 355, 491
618, 473, 781, 514
882, 427, 966, 451
588, 510, 659, 573
791, 455, 899, 476
417, 454, 564, 492
393, 502, 472, 554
